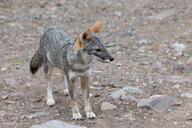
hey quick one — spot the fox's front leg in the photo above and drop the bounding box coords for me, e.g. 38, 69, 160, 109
65, 75, 82, 120
81, 75, 96, 119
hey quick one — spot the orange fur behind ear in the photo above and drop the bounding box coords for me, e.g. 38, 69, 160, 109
75, 36, 85, 51
90, 20, 104, 34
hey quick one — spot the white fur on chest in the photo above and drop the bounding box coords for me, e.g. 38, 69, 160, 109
68, 69, 91, 79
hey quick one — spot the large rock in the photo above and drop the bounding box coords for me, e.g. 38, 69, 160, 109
31, 120, 87, 128
101, 102, 117, 110
137, 95, 178, 112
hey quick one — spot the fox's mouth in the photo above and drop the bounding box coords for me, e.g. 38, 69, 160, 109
93, 55, 113, 63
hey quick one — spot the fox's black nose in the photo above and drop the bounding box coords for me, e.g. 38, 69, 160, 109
109, 57, 114, 61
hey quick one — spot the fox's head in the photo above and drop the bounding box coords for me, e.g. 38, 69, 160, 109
76, 20, 114, 63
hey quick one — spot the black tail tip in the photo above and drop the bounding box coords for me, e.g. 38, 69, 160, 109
30, 66, 38, 75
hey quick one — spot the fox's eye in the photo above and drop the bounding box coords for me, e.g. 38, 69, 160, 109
95, 49, 101, 52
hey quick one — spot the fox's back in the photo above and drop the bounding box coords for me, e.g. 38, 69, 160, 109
39, 27, 73, 68
40, 27, 72, 50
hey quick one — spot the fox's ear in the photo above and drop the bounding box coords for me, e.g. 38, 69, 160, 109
90, 20, 104, 34
76, 29, 92, 50
82, 29, 92, 41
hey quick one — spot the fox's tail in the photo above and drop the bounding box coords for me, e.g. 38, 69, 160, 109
30, 49, 43, 75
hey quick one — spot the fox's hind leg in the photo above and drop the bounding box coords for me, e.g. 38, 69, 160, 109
81, 75, 96, 119
44, 63, 55, 106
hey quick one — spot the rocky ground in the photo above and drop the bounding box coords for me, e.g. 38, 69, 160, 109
1, 0, 192, 128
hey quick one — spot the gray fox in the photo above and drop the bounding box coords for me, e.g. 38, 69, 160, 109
30, 20, 114, 120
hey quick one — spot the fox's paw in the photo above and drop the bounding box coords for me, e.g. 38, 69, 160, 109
72, 112, 82, 120
47, 99, 55, 106
64, 89, 69, 96
86, 111, 96, 119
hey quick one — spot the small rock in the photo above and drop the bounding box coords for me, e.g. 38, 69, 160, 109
181, 93, 192, 98
91, 70, 102, 73
173, 84, 180, 89
141, 62, 149, 65
28, 112, 46, 119
2, 95, 9, 100
165, 75, 191, 83
136, 39, 152, 46
172, 43, 186, 57
122, 86, 142, 94
109, 86, 142, 100
137, 95, 178, 112
4, 78, 17, 86
148, 9, 174, 21
114, 11, 122, 17
90, 82, 103, 90
151, 62, 165, 72
105, 42, 116, 47
122, 112, 135, 120
109, 89, 124, 100
89, 93, 93, 97
31, 120, 87, 128
1, 67, 7, 71
172, 64, 192, 73
101, 102, 117, 110
117, 30, 135, 37
121, 95, 138, 103
0, 111, 6, 117
116, 63, 122, 66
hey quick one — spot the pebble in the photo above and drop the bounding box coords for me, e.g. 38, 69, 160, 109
172, 43, 186, 57
2, 95, 9, 100
122, 86, 143, 94
173, 84, 180, 89
181, 93, 192, 98
105, 42, 116, 47
114, 11, 122, 17
28, 112, 46, 119
101, 102, 117, 110
117, 30, 135, 37
148, 9, 174, 21
122, 112, 135, 120
121, 95, 138, 103
136, 39, 152, 46
31, 120, 87, 128
116, 63, 122, 66
1, 67, 7, 71
0, 111, 6, 117
151, 62, 165, 72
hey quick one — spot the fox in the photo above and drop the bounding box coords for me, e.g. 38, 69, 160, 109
30, 20, 114, 120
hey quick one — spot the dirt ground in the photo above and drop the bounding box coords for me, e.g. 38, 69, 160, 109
1, 0, 192, 128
